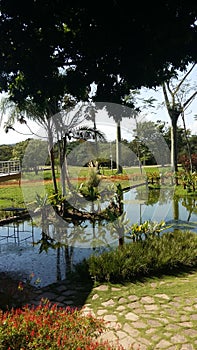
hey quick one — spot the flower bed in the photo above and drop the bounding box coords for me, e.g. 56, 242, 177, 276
0, 300, 122, 349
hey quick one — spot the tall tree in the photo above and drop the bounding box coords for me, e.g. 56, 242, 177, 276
0, 1, 196, 106
162, 64, 197, 175
0, 1, 196, 182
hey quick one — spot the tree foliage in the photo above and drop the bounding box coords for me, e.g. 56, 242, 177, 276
0, 1, 196, 106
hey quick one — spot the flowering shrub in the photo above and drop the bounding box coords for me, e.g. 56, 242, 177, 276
179, 153, 197, 172
0, 300, 122, 349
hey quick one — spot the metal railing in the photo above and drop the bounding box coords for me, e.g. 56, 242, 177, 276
0, 160, 21, 175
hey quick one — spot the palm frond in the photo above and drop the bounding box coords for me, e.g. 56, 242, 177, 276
74, 125, 106, 142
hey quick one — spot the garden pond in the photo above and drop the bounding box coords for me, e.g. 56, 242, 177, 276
0, 187, 196, 288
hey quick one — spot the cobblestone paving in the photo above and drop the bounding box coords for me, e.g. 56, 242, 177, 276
29, 274, 197, 350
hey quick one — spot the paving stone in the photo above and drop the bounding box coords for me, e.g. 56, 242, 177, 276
179, 321, 193, 327
125, 312, 139, 321
163, 332, 172, 337
166, 324, 181, 331
116, 305, 126, 311
98, 330, 117, 344
116, 330, 128, 340
180, 345, 194, 350
62, 290, 75, 296
159, 281, 166, 285
112, 322, 122, 331
190, 314, 197, 320
147, 319, 162, 327
123, 323, 140, 337
118, 336, 136, 349
141, 296, 155, 304
105, 321, 121, 329
94, 285, 108, 291
155, 339, 172, 348
138, 337, 151, 346
56, 295, 67, 302
155, 293, 170, 300
180, 315, 190, 322
97, 309, 107, 316
38, 291, 58, 300
118, 297, 127, 304
156, 317, 169, 324
65, 300, 74, 305
183, 329, 197, 337
131, 321, 147, 329
165, 308, 179, 316
92, 293, 99, 300
128, 301, 141, 309
81, 307, 94, 316
101, 299, 115, 307
132, 308, 144, 314
169, 301, 181, 308
184, 306, 194, 312
174, 296, 182, 302
33, 288, 43, 294
128, 295, 139, 302
55, 285, 68, 292
111, 287, 121, 291
171, 334, 187, 343
185, 298, 195, 304
29, 299, 41, 306
133, 343, 147, 350
150, 282, 157, 288
104, 314, 118, 322
144, 304, 158, 311
151, 335, 161, 342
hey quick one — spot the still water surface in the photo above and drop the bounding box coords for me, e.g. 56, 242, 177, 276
0, 188, 196, 287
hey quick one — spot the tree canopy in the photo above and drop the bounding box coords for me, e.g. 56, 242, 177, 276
0, 0, 196, 106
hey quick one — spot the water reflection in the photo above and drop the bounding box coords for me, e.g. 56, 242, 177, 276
0, 187, 196, 287
124, 187, 197, 232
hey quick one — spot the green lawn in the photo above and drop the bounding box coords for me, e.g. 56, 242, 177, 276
0, 165, 190, 216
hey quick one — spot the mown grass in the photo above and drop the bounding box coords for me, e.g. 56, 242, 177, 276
0, 165, 193, 214
84, 268, 197, 350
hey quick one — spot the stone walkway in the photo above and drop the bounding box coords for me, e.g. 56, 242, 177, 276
28, 275, 197, 350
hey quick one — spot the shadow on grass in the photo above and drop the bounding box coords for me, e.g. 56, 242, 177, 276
2, 265, 196, 311
64, 263, 197, 307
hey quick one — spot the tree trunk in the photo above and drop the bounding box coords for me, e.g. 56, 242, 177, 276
48, 126, 58, 194
116, 121, 122, 173
56, 247, 61, 281
170, 114, 179, 184
181, 112, 193, 173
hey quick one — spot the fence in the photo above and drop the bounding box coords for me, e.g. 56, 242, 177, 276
0, 160, 21, 175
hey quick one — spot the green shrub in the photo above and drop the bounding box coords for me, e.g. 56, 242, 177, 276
83, 231, 197, 283
0, 300, 123, 349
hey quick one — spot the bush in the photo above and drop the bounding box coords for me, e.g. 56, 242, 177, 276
84, 231, 197, 283
0, 300, 122, 350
